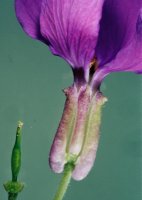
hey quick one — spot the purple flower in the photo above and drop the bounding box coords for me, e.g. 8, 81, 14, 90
15, 0, 142, 180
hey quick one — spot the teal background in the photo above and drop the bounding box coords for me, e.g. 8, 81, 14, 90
0, 1, 141, 200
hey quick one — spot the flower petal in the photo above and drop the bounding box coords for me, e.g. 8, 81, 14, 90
40, 0, 104, 68
102, 34, 142, 73
15, 0, 43, 39
95, 0, 142, 73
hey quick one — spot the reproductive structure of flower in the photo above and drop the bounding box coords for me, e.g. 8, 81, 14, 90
15, 0, 142, 180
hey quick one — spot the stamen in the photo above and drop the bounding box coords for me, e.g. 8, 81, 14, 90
90, 57, 98, 71
89, 57, 98, 81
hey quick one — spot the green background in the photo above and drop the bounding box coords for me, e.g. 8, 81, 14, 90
0, 1, 141, 200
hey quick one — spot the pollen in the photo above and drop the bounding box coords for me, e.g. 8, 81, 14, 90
90, 57, 98, 71
89, 57, 98, 79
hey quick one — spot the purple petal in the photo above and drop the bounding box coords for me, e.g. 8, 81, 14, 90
15, 0, 43, 39
40, 0, 104, 68
101, 35, 142, 74
95, 0, 142, 73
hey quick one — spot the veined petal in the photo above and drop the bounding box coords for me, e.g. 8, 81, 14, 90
95, 0, 142, 73
40, 0, 104, 68
15, 0, 43, 39
102, 34, 142, 73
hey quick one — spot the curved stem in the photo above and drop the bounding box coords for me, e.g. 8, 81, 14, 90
53, 163, 74, 200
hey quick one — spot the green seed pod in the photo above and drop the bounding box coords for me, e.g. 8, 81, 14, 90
11, 121, 23, 182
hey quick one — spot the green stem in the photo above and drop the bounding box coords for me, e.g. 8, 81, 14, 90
53, 163, 74, 200
8, 193, 18, 200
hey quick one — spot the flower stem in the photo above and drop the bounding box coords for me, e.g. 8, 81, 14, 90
53, 163, 74, 200
8, 192, 18, 200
